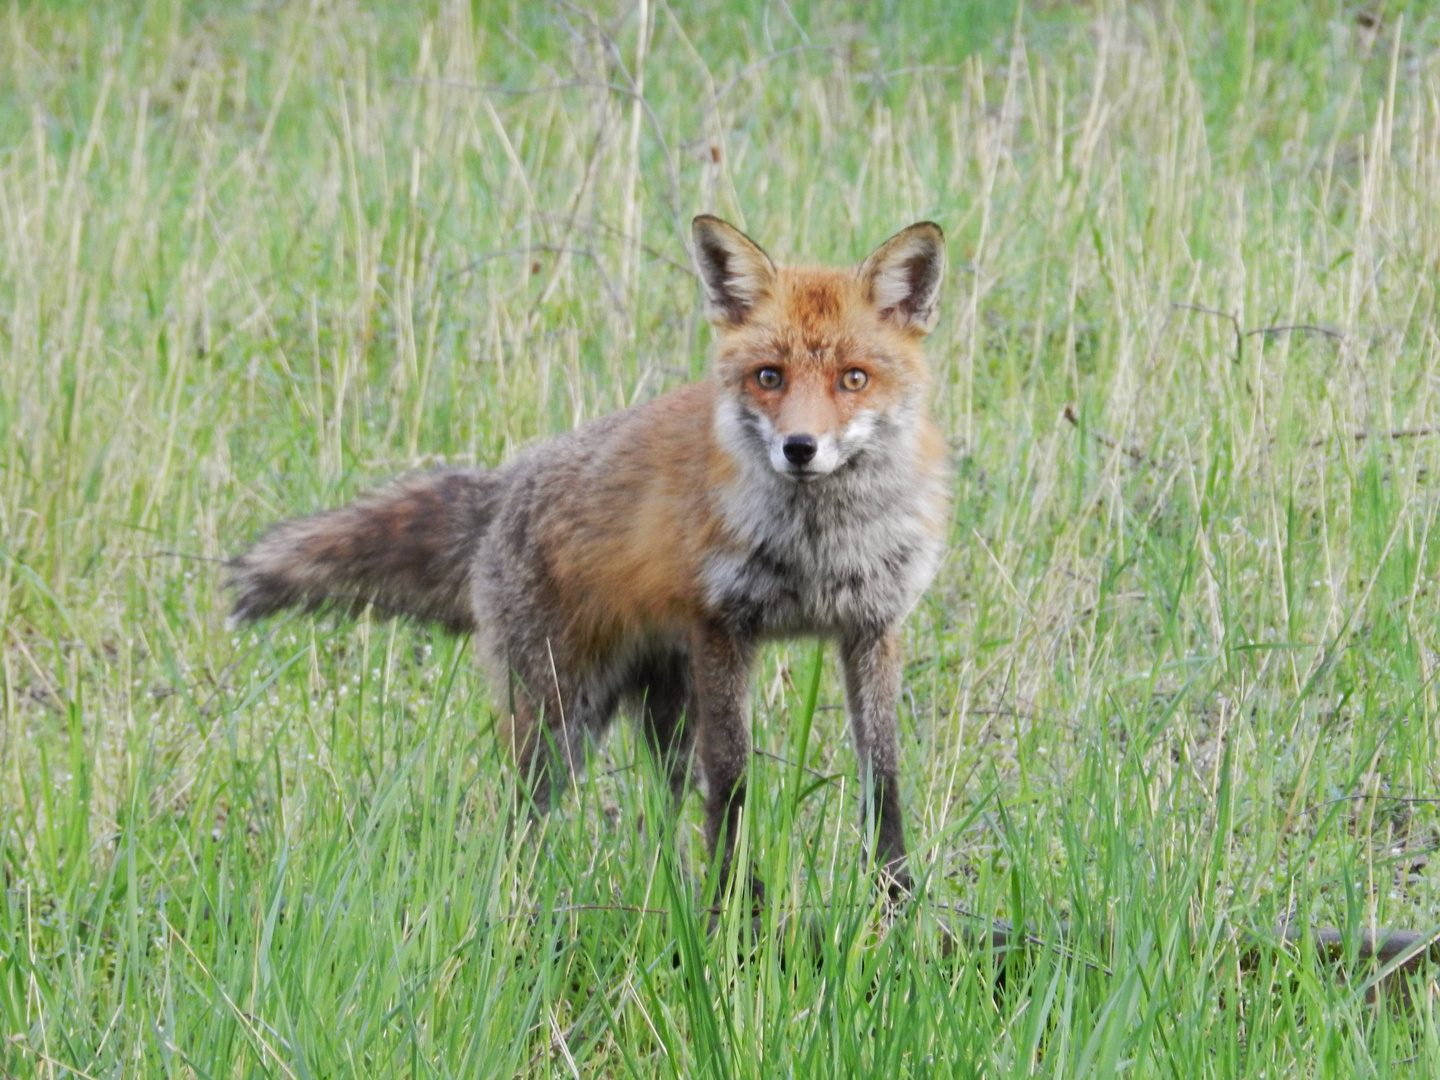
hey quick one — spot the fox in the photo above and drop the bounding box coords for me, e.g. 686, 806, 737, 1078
228, 215, 949, 903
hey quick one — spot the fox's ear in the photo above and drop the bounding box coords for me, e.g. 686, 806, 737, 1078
692, 215, 776, 327
859, 222, 945, 335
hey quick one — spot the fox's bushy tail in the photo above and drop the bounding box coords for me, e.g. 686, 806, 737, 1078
228, 469, 500, 634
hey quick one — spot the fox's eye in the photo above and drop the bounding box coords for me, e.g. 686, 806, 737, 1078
755, 367, 783, 390
840, 369, 869, 392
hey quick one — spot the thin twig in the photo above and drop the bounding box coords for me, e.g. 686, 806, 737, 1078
127, 549, 230, 564
857, 64, 967, 85
1061, 403, 1156, 466
1244, 323, 1344, 343
1308, 425, 1440, 448
752, 747, 840, 783
1324, 794, 1440, 807
1173, 301, 1242, 363
391, 76, 611, 96
714, 44, 839, 103
531, 211, 696, 277
1173, 305, 1347, 368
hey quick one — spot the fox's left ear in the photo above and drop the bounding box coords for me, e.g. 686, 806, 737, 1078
859, 222, 945, 335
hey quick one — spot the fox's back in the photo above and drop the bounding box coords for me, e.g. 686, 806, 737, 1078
472, 384, 719, 664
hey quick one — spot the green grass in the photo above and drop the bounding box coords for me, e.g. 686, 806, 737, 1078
6, 0, 1440, 1075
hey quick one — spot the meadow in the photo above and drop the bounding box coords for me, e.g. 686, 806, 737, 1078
5, 0, 1440, 1075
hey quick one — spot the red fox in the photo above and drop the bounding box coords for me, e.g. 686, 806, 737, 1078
229, 216, 949, 902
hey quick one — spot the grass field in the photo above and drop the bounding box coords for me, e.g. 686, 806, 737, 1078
6, 0, 1440, 1075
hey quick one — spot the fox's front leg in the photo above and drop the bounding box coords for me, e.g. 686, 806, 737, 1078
691, 622, 761, 906
841, 626, 912, 899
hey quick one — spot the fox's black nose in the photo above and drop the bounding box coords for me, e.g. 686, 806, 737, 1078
782, 434, 818, 466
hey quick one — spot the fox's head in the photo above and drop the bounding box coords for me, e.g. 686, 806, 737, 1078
693, 215, 945, 483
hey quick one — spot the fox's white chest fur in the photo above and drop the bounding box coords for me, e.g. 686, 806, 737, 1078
703, 399, 945, 637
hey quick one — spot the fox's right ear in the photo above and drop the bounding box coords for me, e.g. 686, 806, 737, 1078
692, 215, 776, 327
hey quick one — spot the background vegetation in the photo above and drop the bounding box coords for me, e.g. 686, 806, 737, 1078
5, 0, 1440, 1074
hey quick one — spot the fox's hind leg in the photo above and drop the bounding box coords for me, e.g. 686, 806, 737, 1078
504, 684, 568, 816
503, 647, 620, 815
629, 648, 695, 805
691, 624, 762, 907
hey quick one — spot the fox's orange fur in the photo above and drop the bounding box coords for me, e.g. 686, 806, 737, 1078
230, 216, 949, 903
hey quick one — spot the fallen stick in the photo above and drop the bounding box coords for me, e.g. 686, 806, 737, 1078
934, 911, 1440, 1001
1277, 923, 1440, 972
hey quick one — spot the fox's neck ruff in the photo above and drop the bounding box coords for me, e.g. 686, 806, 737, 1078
703, 394, 946, 638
